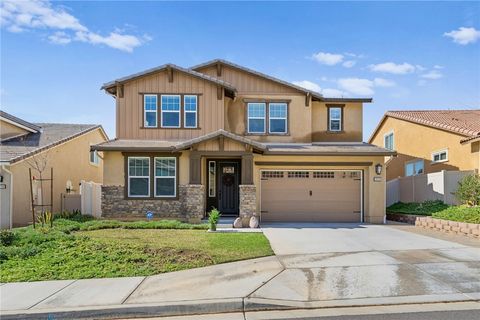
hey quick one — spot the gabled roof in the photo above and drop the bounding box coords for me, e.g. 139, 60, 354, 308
0, 110, 42, 133
175, 129, 267, 151
191, 59, 373, 103
1, 123, 106, 164
369, 109, 480, 143
101, 63, 237, 96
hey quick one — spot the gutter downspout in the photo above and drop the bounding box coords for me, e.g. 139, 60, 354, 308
1, 164, 13, 229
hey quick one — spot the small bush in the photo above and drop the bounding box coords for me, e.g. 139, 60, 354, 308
432, 206, 480, 224
455, 174, 480, 206
0, 230, 15, 246
387, 200, 449, 215
208, 208, 221, 231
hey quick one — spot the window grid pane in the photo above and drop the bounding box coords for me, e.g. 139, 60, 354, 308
329, 108, 342, 131
128, 157, 150, 197
144, 95, 157, 127
248, 103, 266, 133
155, 157, 176, 197
184, 95, 197, 111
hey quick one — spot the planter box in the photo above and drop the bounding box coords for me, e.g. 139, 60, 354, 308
415, 216, 479, 238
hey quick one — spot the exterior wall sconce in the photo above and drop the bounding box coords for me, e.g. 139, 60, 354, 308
375, 163, 383, 175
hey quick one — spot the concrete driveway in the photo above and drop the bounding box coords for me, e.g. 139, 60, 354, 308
254, 223, 480, 307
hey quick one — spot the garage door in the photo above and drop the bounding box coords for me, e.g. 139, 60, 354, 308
260, 170, 362, 222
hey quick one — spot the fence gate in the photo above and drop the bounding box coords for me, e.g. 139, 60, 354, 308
80, 180, 102, 218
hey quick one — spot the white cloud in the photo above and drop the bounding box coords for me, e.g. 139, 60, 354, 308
373, 78, 396, 87
0, 0, 150, 52
421, 70, 443, 80
369, 62, 416, 74
48, 31, 71, 44
342, 60, 356, 68
444, 27, 480, 45
338, 78, 375, 95
293, 80, 322, 92
434, 65, 444, 69
293, 80, 345, 98
312, 52, 344, 66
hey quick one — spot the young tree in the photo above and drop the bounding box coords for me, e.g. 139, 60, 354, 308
455, 174, 480, 206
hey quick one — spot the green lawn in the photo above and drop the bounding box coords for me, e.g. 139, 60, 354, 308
0, 217, 273, 282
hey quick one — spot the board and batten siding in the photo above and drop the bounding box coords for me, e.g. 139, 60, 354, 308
116, 69, 225, 140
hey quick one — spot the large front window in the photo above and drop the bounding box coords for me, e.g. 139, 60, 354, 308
144, 95, 158, 128
154, 157, 176, 197
405, 159, 424, 177
269, 103, 287, 134
128, 157, 150, 197
161, 95, 181, 128
329, 107, 342, 131
247, 103, 266, 133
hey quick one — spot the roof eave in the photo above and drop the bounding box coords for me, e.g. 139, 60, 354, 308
264, 151, 397, 156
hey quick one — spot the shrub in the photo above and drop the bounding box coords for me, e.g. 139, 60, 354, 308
0, 230, 15, 246
455, 174, 480, 206
208, 208, 221, 231
432, 206, 480, 224
387, 200, 448, 215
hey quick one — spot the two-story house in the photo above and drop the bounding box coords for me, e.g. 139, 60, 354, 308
369, 110, 480, 181
93, 60, 395, 225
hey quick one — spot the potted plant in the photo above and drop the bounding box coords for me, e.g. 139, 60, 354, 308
208, 208, 221, 231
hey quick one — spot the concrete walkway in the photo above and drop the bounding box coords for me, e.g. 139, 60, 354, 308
1, 224, 479, 319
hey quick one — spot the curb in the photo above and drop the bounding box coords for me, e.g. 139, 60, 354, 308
0, 298, 243, 320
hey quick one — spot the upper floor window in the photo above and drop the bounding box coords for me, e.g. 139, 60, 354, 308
247, 103, 266, 134
161, 95, 181, 128
90, 150, 99, 165
269, 103, 288, 134
184, 95, 198, 128
432, 149, 448, 163
384, 131, 394, 150
154, 157, 176, 197
144, 95, 158, 128
405, 159, 424, 177
128, 157, 150, 197
328, 107, 342, 132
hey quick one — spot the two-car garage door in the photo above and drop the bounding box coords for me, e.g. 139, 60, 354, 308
260, 170, 362, 222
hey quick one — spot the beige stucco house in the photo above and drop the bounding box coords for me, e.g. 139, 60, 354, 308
369, 110, 480, 181
93, 59, 395, 225
0, 111, 108, 227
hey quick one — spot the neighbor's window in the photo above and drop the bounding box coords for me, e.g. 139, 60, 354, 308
208, 161, 216, 197
247, 103, 266, 133
128, 157, 150, 197
184, 95, 198, 128
329, 107, 342, 131
269, 103, 287, 134
90, 150, 99, 165
161, 95, 181, 128
432, 149, 448, 163
154, 157, 176, 197
405, 159, 424, 177
144, 95, 158, 128
384, 132, 394, 150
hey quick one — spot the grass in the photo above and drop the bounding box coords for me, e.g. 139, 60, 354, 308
432, 206, 480, 224
0, 217, 273, 282
387, 200, 449, 215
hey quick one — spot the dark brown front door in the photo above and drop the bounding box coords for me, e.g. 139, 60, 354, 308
217, 161, 239, 215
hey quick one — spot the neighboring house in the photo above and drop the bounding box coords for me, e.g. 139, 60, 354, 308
93, 59, 394, 225
369, 110, 480, 181
0, 111, 108, 228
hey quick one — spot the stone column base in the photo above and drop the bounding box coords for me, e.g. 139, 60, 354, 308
239, 185, 256, 227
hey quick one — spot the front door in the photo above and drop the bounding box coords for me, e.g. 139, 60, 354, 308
217, 161, 239, 215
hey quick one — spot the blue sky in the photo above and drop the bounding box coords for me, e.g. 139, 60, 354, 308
1, 1, 479, 139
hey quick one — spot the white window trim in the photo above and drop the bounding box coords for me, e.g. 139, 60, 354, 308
128, 157, 150, 198
154, 157, 177, 198
144, 94, 158, 128
384, 130, 394, 150
89, 149, 99, 166
184, 95, 198, 128
247, 103, 266, 134
329, 107, 342, 132
161, 95, 181, 128
405, 159, 424, 176
431, 148, 449, 163
268, 103, 288, 134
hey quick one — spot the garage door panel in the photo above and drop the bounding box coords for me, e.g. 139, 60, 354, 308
261, 170, 361, 223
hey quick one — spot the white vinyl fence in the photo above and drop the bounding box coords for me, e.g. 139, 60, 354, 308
80, 180, 102, 218
386, 170, 474, 206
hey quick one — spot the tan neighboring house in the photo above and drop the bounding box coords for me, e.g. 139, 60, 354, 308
369, 110, 480, 181
0, 111, 108, 227
93, 59, 395, 225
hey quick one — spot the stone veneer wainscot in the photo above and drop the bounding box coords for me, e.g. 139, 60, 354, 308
102, 185, 205, 223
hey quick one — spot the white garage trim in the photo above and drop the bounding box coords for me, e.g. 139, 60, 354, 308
259, 169, 363, 223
